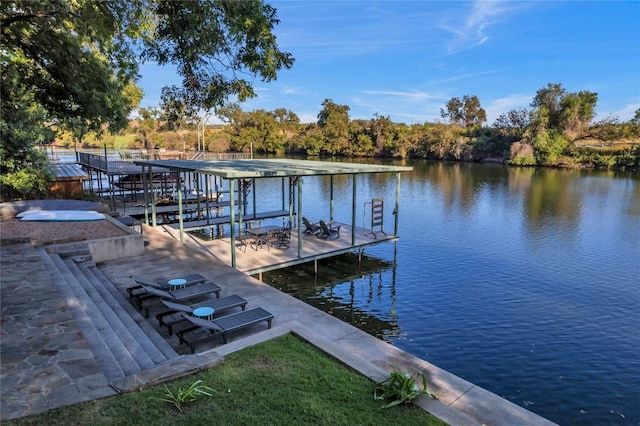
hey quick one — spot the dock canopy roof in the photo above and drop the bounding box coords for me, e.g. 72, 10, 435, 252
133, 158, 412, 179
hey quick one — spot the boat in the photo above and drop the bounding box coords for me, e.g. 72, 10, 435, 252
114, 173, 180, 191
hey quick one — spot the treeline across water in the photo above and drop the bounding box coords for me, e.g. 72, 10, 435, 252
62, 83, 639, 171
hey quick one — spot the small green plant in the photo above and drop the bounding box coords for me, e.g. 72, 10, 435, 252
374, 371, 437, 409
151, 379, 216, 412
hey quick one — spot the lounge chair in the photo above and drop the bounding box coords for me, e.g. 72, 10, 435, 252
156, 294, 248, 335
126, 273, 207, 299
177, 307, 274, 353
302, 217, 320, 235
134, 281, 221, 317
317, 220, 340, 240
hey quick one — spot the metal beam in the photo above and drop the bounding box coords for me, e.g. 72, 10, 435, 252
330, 175, 334, 221
394, 172, 401, 236
351, 174, 357, 245
297, 177, 303, 259
178, 177, 184, 243
230, 179, 236, 268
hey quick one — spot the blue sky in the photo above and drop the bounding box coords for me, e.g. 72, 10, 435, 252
138, 0, 640, 125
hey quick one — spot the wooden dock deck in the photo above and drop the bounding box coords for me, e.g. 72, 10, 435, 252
157, 223, 397, 276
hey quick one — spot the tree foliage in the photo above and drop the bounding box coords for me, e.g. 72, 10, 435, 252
440, 95, 487, 128
526, 83, 599, 163
317, 99, 350, 155
145, 0, 294, 112
529, 83, 597, 137
159, 87, 198, 131
493, 108, 532, 140
1, 0, 293, 199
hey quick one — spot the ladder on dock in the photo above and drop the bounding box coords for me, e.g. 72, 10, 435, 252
365, 198, 386, 239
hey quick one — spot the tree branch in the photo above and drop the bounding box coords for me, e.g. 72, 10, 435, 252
1, 11, 60, 28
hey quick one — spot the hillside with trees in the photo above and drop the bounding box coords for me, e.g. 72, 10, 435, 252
64, 84, 639, 172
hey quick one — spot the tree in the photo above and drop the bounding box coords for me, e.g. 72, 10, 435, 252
528, 83, 598, 163
159, 87, 198, 131
273, 108, 300, 137
530, 83, 566, 129
146, 0, 294, 111
232, 109, 283, 154
440, 95, 487, 128
1, 1, 142, 134
557, 91, 598, 137
1, 0, 293, 199
370, 113, 394, 154
317, 99, 350, 154
133, 108, 160, 149
0, 67, 55, 200
493, 108, 532, 139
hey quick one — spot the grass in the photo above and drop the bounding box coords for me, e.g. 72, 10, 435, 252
8, 334, 446, 426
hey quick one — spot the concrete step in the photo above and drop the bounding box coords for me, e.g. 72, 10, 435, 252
37, 248, 126, 381
62, 258, 158, 371
82, 264, 178, 361
45, 252, 143, 378
45, 241, 91, 258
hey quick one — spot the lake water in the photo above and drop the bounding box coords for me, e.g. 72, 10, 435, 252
259, 160, 639, 425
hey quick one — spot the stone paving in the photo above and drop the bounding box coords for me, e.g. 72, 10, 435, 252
0, 243, 114, 419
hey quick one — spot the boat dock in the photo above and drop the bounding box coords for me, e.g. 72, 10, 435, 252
125, 158, 412, 273
158, 222, 397, 276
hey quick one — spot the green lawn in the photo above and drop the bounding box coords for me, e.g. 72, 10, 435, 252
8, 334, 446, 425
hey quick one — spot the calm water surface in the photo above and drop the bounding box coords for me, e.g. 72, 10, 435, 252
260, 160, 640, 425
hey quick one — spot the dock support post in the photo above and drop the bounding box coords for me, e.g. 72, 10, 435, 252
314, 258, 318, 275
330, 176, 334, 222
230, 179, 237, 269
351, 175, 357, 245
282, 178, 286, 212
142, 165, 149, 225
297, 177, 303, 259
394, 172, 400, 236
150, 166, 157, 227
178, 179, 184, 243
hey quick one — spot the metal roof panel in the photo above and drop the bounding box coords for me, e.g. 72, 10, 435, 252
133, 158, 412, 179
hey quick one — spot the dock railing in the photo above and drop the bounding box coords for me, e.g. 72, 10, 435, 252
75, 150, 251, 173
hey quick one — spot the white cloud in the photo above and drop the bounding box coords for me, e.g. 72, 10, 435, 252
282, 86, 307, 95
431, 69, 502, 85
440, 0, 525, 54
360, 90, 443, 103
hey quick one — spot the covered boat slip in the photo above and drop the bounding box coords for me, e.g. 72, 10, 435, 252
134, 158, 412, 270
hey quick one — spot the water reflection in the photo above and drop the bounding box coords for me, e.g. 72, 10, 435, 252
268, 159, 640, 424
260, 253, 402, 339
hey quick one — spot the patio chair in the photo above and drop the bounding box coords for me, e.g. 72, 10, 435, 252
156, 294, 248, 335
317, 220, 340, 240
134, 281, 221, 317
267, 227, 291, 249
235, 229, 251, 253
126, 273, 207, 299
177, 307, 274, 353
302, 217, 321, 235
